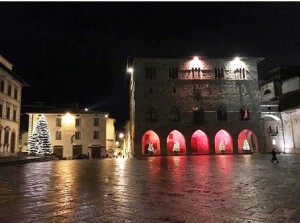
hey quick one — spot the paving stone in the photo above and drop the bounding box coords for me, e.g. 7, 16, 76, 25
0, 154, 300, 222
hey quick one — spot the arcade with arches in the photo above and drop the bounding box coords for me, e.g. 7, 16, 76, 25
140, 128, 259, 156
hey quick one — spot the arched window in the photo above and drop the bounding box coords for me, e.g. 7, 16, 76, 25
4, 126, 10, 145
10, 132, 16, 153
193, 106, 204, 124
169, 107, 180, 121
264, 89, 272, 95
217, 106, 227, 121
145, 107, 158, 122
239, 106, 250, 120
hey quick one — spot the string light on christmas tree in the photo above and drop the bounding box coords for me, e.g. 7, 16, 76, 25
243, 139, 251, 151
28, 114, 52, 155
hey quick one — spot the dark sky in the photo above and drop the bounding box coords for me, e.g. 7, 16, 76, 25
1, 2, 300, 130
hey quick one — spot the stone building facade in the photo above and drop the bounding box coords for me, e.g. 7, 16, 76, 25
0, 55, 28, 156
27, 109, 115, 159
259, 66, 300, 153
127, 56, 264, 157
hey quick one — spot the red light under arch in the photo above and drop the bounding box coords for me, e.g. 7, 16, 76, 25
167, 130, 186, 155
191, 130, 210, 154
214, 129, 233, 154
141, 130, 161, 155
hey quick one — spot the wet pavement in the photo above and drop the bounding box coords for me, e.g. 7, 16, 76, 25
0, 154, 300, 223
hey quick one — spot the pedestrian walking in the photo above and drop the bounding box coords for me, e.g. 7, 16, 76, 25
271, 148, 279, 163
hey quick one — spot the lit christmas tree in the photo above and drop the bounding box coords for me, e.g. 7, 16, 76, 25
173, 141, 180, 152
243, 139, 251, 151
219, 140, 226, 152
148, 142, 154, 153
28, 115, 52, 155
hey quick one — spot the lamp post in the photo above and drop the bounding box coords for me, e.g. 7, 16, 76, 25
118, 132, 125, 157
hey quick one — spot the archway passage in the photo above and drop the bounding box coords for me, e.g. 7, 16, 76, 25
238, 129, 258, 153
214, 129, 233, 154
167, 130, 186, 155
141, 130, 161, 155
191, 130, 210, 154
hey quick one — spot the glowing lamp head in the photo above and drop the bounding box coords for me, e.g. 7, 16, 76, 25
193, 56, 199, 61
127, 67, 133, 74
105, 114, 108, 118
85, 108, 88, 111
119, 133, 124, 139
63, 112, 74, 125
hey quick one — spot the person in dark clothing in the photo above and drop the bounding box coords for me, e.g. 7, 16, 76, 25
271, 148, 279, 163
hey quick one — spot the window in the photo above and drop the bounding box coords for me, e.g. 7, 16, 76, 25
169, 67, 178, 79
239, 106, 249, 120
149, 88, 153, 94
14, 87, 18, 100
6, 106, 10, 120
13, 109, 17, 121
56, 118, 62, 127
264, 89, 272, 95
193, 106, 205, 124
0, 103, 2, 118
146, 67, 156, 80
275, 126, 278, 134
217, 105, 227, 121
169, 107, 181, 121
269, 126, 272, 134
173, 87, 176, 93
93, 131, 99, 139
75, 118, 81, 127
8, 85, 12, 96
56, 131, 62, 140
75, 131, 81, 140
94, 118, 99, 126
0, 80, 4, 92
145, 107, 158, 122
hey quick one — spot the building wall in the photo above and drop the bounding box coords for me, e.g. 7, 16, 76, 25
129, 57, 263, 156
0, 56, 25, 156
28, 111, 113, 158
282, 76, 299, 94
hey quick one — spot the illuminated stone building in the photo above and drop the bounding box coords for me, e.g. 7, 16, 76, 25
0, 55, 28, 156
127, 56, 264, 157
259, 66, 300, 153
27, 109, 115, 159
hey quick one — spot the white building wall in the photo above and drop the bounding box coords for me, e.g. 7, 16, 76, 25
0, 56, 24, 156
28, 111, 114, 158
282, 76, 300, 94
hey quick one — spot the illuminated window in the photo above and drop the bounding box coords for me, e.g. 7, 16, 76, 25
94, 118, 99, 126
56, 118, 62, 127
75, 118, 81, 127
75, 131, 81, 140
56, 131, 62, 140
93, 131, 99, 139
239, 106, 249, 120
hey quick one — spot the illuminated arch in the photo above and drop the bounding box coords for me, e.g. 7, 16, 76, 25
141, 130, 160, 155
238, 129, 258, 153
191, 130, 210, 154
167, 130, 186, 155
214, 129, 233, 154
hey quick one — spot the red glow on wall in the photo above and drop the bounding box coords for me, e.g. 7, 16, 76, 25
167, 130, 186, 155
142, 130, 161, 155
191, 130, 210, 154
214, 129, 233, 154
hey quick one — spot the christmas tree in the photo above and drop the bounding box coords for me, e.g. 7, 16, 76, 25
219, 140, 226, 152
173, 141, 180, 152
243, 139, 251, 151
148, 142, 154, 153
28, 115, 52, 155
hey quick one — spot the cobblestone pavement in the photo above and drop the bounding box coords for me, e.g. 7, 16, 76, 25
0, 154, 300, 223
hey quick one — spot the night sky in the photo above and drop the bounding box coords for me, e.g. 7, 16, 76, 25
1, 2, 300, 130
